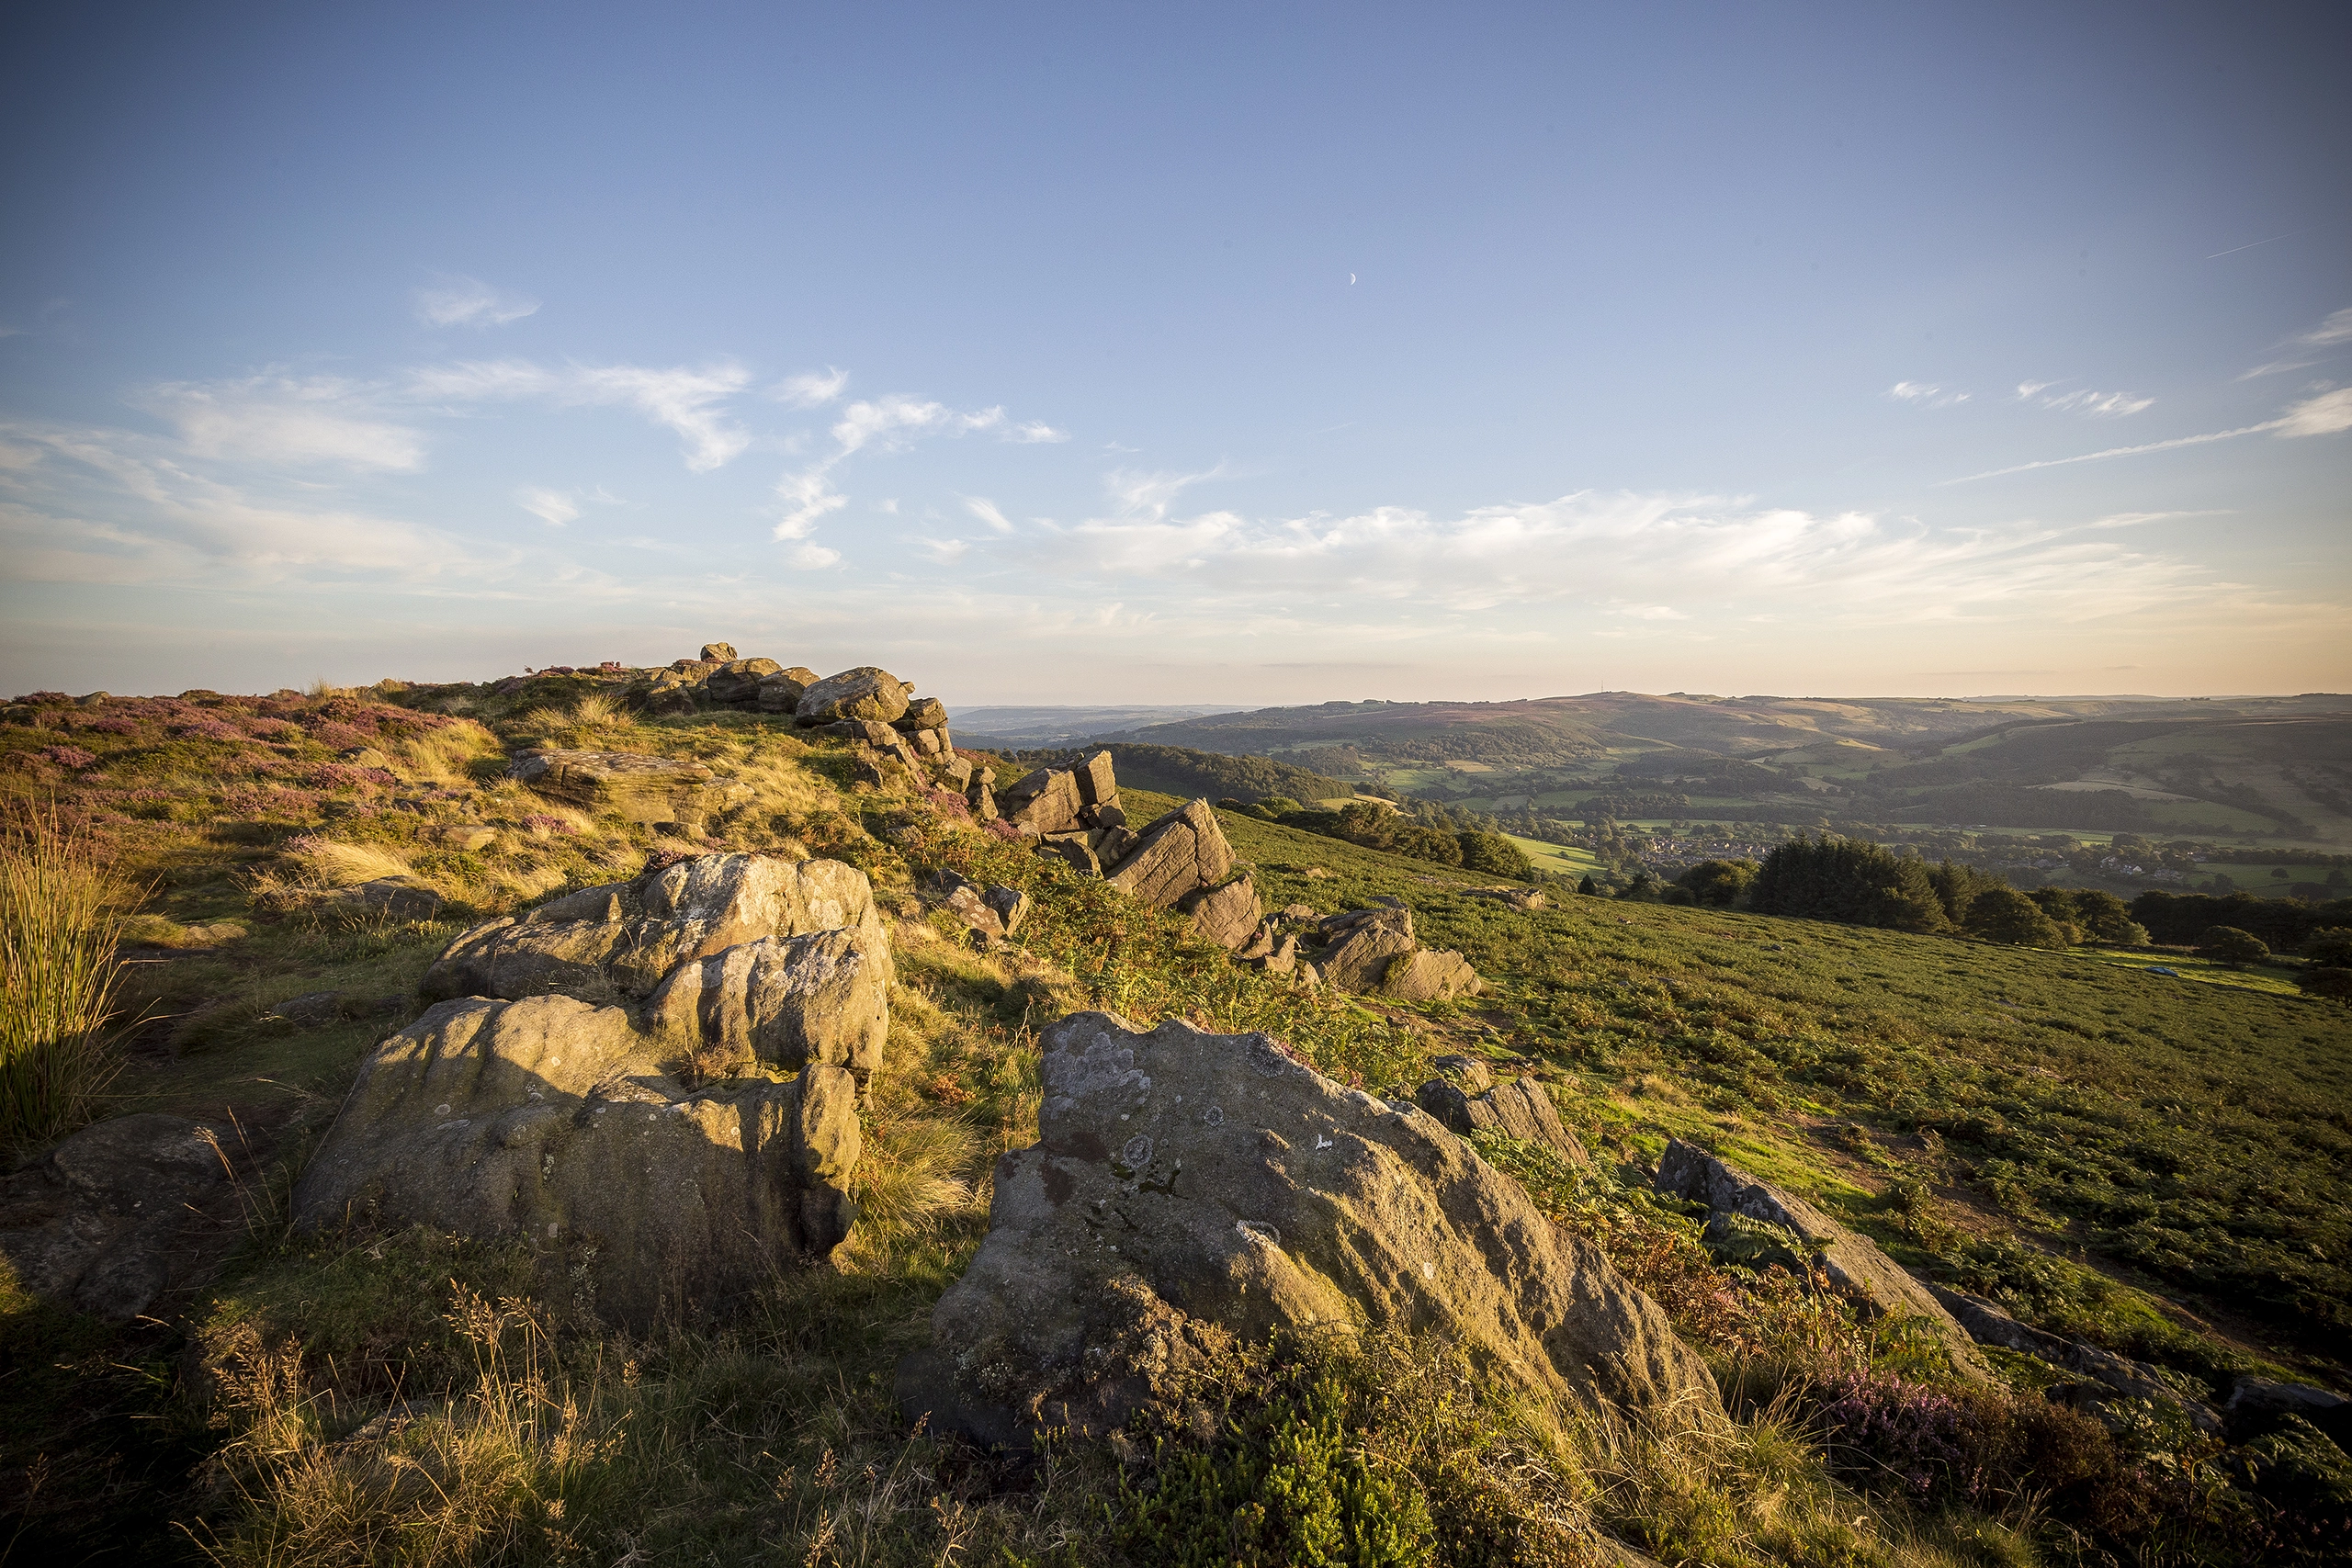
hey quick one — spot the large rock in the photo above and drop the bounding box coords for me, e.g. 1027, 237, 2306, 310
1383, 947, 1481, 1001
1179, 873, 1261, 950
294, 996, 858, 1325
999, 767, 1084, 836
322, 876, 446, 923
511, 750, 717, 824
0, 1113, 250, 1320
705, 658, 783, 705
1656, 1139, 1991, 1382
756, 667, 820, 713
1104, 798, 1234, 908
901, 1013, 1724, 1447
1074, 750, 1118, 810
1318, 908, 1418, 991
796, 667, 910, 726
421, 853, 888, 1005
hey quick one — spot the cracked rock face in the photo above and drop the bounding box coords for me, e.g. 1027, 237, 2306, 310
901, 1012, 1723, 1447
294, 995, 860, 1327
301, 852, 890, 1326
421, 853, 889, 1005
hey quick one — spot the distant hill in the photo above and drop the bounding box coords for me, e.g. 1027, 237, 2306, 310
1109, 692, 2352, 849
950, 704, 1244, 747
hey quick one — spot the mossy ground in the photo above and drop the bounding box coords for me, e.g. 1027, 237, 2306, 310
2, 682, 2345, 1564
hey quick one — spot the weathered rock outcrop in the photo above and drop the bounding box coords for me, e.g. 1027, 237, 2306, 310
300, 852, 894, 1322
294, 996, 858, 1325
704, 658, 783, 705
900, 1012, 1724, 1447
511, 750, 717, 824
796, 666, 910, 726
756, 667, 820, 713
421, 853, 888, 1005
1656, 1138, 1991, 1382
1105, 798, 1235, 906
0, 1113, 255, 1321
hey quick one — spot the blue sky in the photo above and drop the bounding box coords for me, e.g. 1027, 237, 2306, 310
3, 2, 2346, 702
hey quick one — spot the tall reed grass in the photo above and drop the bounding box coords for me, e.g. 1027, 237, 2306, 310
0, 804, 132, 1152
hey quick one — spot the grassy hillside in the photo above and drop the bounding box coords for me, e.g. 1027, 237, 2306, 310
5, 683, 2347, 1564
1155, 790, 2352, 1365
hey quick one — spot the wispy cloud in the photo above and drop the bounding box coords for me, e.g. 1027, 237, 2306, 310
413, 276, 541, 329
1947, 388, 2352, 483
972, 486, 2221, 627
768, 391, 1064, 544
134, 375, 427, 472
772, 367, 848, 408
2014, 381, 2154, 417
1888, 381, 1969, 408
515, 486, 579, 526
963, 496, 1014, 533
2237, 305, 2352, 380
410, 358, 752, 471
0, 420, 524, 588
781, 542, 840, 570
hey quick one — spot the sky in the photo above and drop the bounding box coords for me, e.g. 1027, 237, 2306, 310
2, 1, 2347, 705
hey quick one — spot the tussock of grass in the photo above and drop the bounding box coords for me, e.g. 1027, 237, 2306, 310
1, 803, 132, 1150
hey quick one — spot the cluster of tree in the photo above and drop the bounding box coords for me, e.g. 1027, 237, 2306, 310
1022, 744, 1356, 807
2129, 889, 2352, 948
1626, 834, 2152, 949
1246, 796, 1533, 878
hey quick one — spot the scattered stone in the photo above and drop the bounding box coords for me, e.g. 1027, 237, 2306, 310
1657, 1139, 1992, 1382
511, 749, 718, 823
933, 871, 1008, 943
1180, 873, 1261, 951
796, 666, 910, 726
273, 991, 347, 1027
1430, 1054, 1493, 1090
700, 642, 738, 662
1074, 750, 1118, 811
1467, 886, 1548, 911
899, 1013, 1723, 1448
1924, 1284, 2222, 1432
1414, 1073, 1589, 1166
1280, 903, 1318, 919
0, 1113, 248, 1321
293, 995, 858, 1326
421, 852, 889, 1005
430, 824, 499, 852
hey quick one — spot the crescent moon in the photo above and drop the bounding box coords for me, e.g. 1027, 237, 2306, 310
1349, 273, 1356, 284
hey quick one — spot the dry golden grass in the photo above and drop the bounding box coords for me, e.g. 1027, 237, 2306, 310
1, 803, 133, 1149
